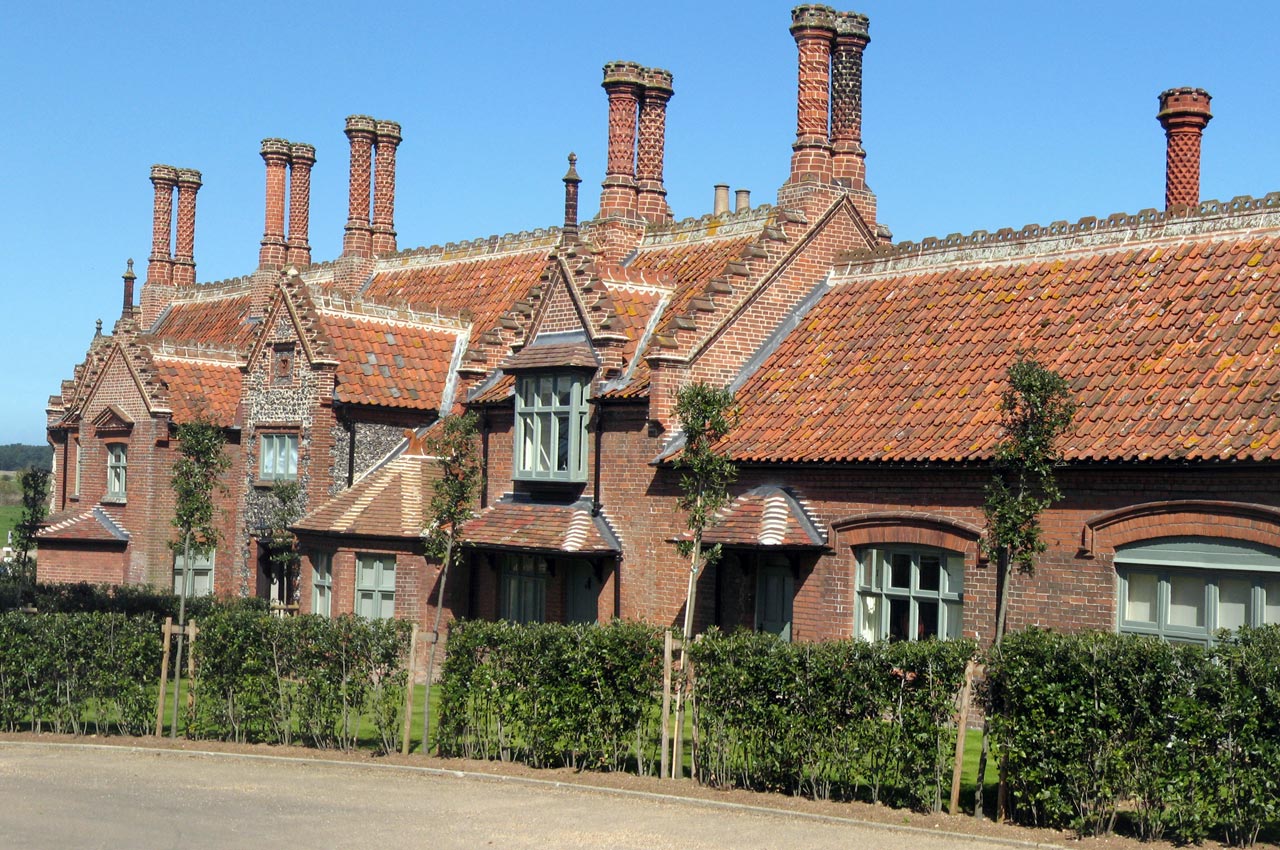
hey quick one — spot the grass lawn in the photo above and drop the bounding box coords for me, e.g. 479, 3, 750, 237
0, 504, 20, 548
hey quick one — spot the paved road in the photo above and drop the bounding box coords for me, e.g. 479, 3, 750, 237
0, 743, 1044, 849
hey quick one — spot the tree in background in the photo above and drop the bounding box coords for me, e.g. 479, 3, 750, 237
419, 412, 482, 751
670, 382, 737, 777
976, 353, 1077, 818
10, 467, 51, 584
169, 420, 230, 737
0, 444, 54, 472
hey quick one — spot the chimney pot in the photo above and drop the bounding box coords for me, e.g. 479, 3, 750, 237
713, 184, 731, 215
1157, 87, 1212, 210
735, 189, 751, 212
562, 152, 582, 242
121, 259, 136, 318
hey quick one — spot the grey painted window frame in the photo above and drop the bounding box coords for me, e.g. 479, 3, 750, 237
855, 544, 964, 642
513, 373, 590, 483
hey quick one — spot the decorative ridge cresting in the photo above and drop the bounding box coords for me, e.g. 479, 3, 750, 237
836, 192, 1280, 274
311, 290, 472, 331
169, 275, 256, 300
636, 204, 776, 247
377, 228, 562, 269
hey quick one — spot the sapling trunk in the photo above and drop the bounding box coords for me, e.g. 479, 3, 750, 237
170, 532, 192, 739
420, 535, 453, 752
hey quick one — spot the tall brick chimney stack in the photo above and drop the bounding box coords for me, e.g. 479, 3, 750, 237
599, 61, 645, 219
343, 115, 377, 259
1157, 87, 1212, 210
372, 121, 401, 255
287, 143, 315, 268
787, 5, 837, 185
172, 169, 201, 288
146, 165, 177, 287
562, 153, 582, 243
141, 165, 177, 327
831, 11, 869, 188
636, 67, 674, 223
260, 138, 291, 269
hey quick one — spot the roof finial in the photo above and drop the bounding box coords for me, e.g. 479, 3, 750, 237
562, 152, 582, 244
95, 318, 103, 337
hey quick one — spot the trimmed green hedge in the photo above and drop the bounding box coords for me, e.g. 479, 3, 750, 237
0, 611, 158, 735
0, 579, 269, 619
188, 611, 412, 753
986, 627, 1280, 846
689, 630, 974, 811
436, 620, 664, 771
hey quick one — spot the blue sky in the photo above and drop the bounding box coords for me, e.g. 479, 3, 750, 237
3, 1, 1278, 444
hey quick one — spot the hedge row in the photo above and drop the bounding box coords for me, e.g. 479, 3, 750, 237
688, 630, 974, 811
188, 610, 413, 753
0, 611, 158, 735
435, 619, 664, 771
0, 579, 268, 620
986, 626, 1280, 846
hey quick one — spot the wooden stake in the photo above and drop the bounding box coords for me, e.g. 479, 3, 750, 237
949, 660, 977, 815
154, 617, 173, 736
671, 636, 685, 779
659, 630, 673, 781
401, 623, 420, 756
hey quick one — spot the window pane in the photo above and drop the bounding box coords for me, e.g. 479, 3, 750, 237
1217, 577, 1251, 631
556, 374, 571, 406
556, 413, 570, 472
888, 597, 910, 641
944, 601, 963, 640
520, 414, 536, 471
944, 555, 964, 595
285, 437, 297, 476
918, 555, 941, 592
537, 414, 554, 471
1265, 579, 1280, 625
1124, 572, 1158, 623
858, 553, 878, 589
917, 599, 940, 640
519, 378, 534, 407
859, 594, 880, 641
1168, 574, 1206, 628
889, 553, 911, 589
538, 376, 553, 407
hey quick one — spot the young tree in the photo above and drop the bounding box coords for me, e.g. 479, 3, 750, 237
10, 466, 51, 585
419, 412, 482, 751
983, 353, 1078, 645
169, 419, 231, 737
670, 382, 737, 777
975, 353, 1077, 817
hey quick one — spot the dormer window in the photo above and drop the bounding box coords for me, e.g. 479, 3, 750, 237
514, 373, 590, 483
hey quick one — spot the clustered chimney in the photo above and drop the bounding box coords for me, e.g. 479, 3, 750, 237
788, 5, 837, 184
1157, 87, 1212, 211
335, 115, 399, 294
599, 62, 674, 224
141, 163, 200, 326
713, 184, 731, 215
258, 138, 317, 270
830, 11, 870, 188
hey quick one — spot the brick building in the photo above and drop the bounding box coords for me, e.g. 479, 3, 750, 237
42, 7, 1280, 648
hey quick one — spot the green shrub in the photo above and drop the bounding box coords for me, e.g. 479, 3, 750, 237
0, 612, 158, 735
689, 630, 973, 811
985, 627, 1280, 846
436, 620, 663, 771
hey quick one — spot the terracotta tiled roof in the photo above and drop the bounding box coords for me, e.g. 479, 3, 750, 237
629, 234, 759, 322
459, 496, 620, 554
321, 311, 460, 410
363, 246, 554, 335
38, 506, 130, 543
469, 373, 515, 405
293, 451, 442, 538
149, 290, 256, 349
724, 210, 1280, 464
677, 485, 826, 548
153, 356, 243, 426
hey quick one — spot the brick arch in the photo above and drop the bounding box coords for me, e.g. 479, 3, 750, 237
1082, 500, 1280, 557
830, 511, 984, 561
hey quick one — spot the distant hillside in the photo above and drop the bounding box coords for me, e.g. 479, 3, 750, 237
0, 444, 52, 472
